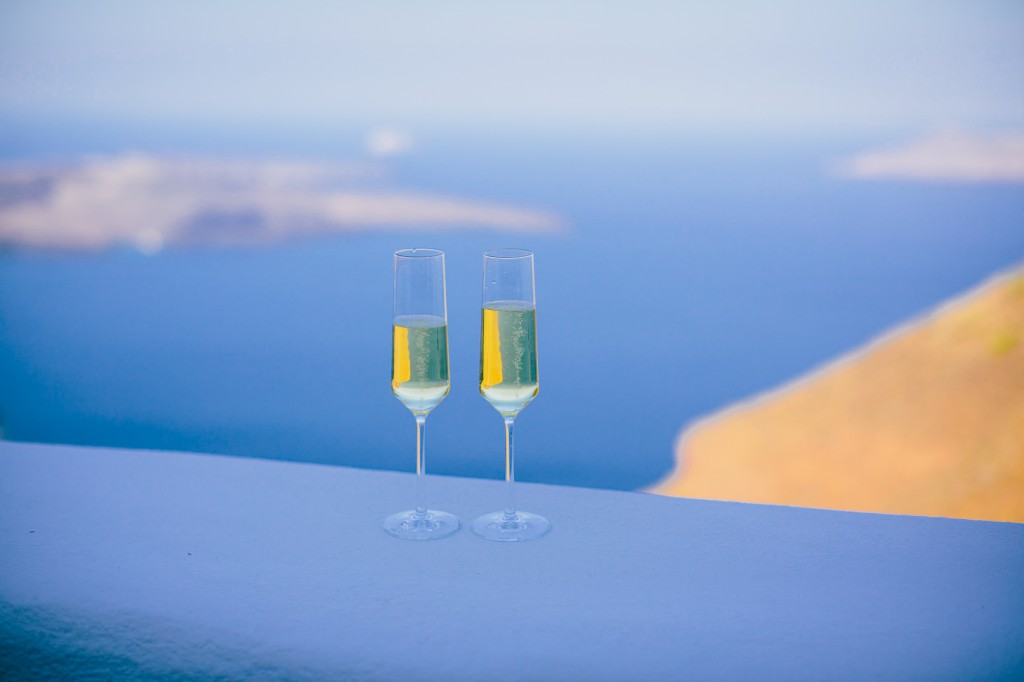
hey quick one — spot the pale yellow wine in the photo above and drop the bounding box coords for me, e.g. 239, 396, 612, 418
480, 301, 538, 416
392, 314, 450, 415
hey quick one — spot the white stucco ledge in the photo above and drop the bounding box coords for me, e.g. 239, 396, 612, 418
1, 441, 1022, 681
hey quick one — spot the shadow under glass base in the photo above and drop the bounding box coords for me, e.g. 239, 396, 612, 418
472, 511, 551, 542
383, 510, 460, 540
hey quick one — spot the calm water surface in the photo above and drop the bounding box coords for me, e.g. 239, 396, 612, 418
1, 131, 1021, 489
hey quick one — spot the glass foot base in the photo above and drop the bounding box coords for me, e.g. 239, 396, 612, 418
472, 511, 550, 542
383, 510, 460, 540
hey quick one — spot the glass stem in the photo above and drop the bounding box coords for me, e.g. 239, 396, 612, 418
415, 414, 427, 517
503, 416, 517, 519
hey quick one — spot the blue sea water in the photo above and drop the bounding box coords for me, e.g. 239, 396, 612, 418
1, 128, 1022, 490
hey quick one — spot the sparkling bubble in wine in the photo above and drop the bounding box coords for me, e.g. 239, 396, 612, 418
392, 314, 450, 415
479, 301, 538, 416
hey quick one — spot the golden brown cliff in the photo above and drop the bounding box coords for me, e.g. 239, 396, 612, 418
652, 267, 1024, 523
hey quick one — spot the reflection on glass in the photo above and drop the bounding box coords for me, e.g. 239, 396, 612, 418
383, 248, 460, 540
473, 248, 551, 542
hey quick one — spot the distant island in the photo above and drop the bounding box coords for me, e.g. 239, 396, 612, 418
651, 266, 1024, 523
0, 154, 562, 252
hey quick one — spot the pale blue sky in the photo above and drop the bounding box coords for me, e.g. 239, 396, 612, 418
1, 1, 1021, 133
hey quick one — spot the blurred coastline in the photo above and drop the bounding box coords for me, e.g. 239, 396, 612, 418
652, 265, 1024, 522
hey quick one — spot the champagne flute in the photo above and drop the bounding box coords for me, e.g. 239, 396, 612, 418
473, 248, 551, 542
383, 248, 460, 540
